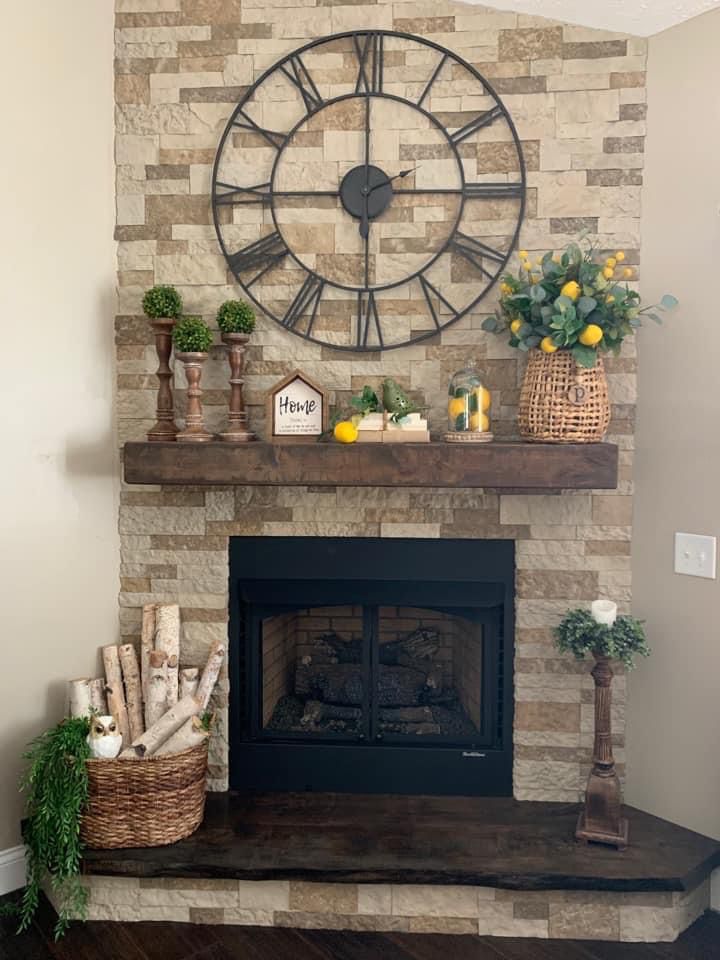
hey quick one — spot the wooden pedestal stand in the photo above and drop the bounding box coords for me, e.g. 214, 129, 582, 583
176, 352, 213, 443
219, 332, 255, 442
576, 653, 628, 850
147, 318, 178, 441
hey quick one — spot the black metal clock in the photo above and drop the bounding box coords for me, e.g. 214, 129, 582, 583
212, 30, 525, 351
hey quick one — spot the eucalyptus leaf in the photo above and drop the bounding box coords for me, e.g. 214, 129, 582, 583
525, 335, 541, 348
482, 316, 498, 332
661, 294, 679, 310
519, 323, 533, 338
572, 343, 598, 368
530, 284, 547, 303
577, 296, 597, 316
555, 295, 573, 312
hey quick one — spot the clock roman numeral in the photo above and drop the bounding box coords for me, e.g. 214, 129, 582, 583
449, 233, 506, 279
282, 274, 324, 334
356, 290, 383, 349
450, 105, 504, 144
354, 32, 384, 95
417, 52, 448, 109
418, 274, 459, 330
281, 53, 324, 113
228, 232, 289, 285
464, 181, 524, 199
215, 181, 272, 206
231, 109, 286, 150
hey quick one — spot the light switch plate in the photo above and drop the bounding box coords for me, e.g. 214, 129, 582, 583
674, 532, 717, 580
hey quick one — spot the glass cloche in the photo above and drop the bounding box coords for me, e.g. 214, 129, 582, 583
445, 361, 493, 443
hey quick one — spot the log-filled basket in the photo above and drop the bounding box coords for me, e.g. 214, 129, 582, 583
81, 741, 208, 849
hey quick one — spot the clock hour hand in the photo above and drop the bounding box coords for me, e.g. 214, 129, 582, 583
367, 165, 421, 196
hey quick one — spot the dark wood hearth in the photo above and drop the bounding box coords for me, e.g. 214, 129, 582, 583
81, 792, 720, 893
123, 440, 619, 489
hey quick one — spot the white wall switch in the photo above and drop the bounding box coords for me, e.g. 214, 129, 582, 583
674, 532, 717, 580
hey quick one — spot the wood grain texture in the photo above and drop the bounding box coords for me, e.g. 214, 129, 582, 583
81, 791, 720, 893
123, 441, 619, 489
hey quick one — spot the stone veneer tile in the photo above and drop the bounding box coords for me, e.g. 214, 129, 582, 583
289, 881, 358, 914
238, 880, 289, 910
391, 884, 485, 918
357, 884, 392, 916
549, 902, 620, 940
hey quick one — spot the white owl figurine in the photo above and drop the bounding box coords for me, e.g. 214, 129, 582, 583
87, 715, 123, 759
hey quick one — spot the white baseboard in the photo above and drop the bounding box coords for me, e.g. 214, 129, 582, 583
712, 867, 720, 912
0, 845, 26, 896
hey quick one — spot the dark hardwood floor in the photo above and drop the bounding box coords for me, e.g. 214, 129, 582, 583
2, 895, 719, 960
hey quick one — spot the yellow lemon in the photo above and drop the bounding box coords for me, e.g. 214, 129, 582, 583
560, 280, 581, 301
623, 267, 634, 279
500, 282, 512, 296
519, 250, 528, 259
603, 267, 614, 280
469, 412, 490, 432
522, 260, 533, 272
606, 295, 615, 304
333, 420, 358, 444
579, 324, 603, 347
605, 257, 617, 269
616, 251, 625, 262
510, 318, 522, 335
540, 336, 558, 354
475, 386, 492, 412
448, 397, 467, 419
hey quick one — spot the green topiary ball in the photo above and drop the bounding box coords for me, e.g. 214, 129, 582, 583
172, 315, 213, 353
216, 299, 256, 335
142, 284, 183, 319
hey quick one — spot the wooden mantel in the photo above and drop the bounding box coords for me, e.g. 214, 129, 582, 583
123, 441, 618, 490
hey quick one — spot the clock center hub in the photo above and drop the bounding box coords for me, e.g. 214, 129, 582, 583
340, 164, 393, 221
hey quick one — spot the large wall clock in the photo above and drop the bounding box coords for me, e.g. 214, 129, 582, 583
212, 30, 526, 351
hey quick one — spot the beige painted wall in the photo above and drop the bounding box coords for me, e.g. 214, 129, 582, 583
629, 7, 720, 840
0, 1, 118, 851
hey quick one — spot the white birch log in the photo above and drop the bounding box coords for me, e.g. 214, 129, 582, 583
102, 645, 131, 747
89, 678, 107, 715
179, 667, 199, 699
68, 678, 92, 718
122, 694, 200, 758
154, 604, 180, 709
119, 643, 144, 741
196, 640, 227, 712
154, 714, 211, 756
145, 650, 168, 729
140, 603, 156, 704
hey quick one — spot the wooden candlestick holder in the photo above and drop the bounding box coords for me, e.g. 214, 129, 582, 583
576, 653, 629, 850
176, 352, 213, 443
147, 317, 178, 441
219, 332, 255, 442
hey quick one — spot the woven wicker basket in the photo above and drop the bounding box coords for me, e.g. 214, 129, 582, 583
518, 351, 610, 443
81, 742, 208, 849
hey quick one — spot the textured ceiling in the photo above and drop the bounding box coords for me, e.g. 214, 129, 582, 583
467, 0, 720, 36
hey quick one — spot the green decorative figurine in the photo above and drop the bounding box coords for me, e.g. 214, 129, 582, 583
381, 378, 423, 423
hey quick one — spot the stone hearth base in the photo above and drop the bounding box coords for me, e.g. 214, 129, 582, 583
62, 876, 710, 943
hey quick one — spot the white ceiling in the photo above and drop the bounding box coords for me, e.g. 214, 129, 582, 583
467, 0, 720, 36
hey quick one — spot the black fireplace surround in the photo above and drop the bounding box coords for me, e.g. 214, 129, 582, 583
229, 537, 515, 796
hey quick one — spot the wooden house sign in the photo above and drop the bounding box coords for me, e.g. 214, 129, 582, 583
267, 370, 329, 442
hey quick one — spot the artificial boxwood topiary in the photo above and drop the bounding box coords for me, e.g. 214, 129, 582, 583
172, 315, 213, 354
554, 608, 650, 670
142, 285, 183, 320
216, 299, 256, 335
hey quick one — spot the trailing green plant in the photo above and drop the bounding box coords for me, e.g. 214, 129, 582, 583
141, 284, 183, 320
172, 315, 213, 353
216, 299, 256, 335
19, 716, 91, 939
482, 234, 678, 368
554, 608, 650, 670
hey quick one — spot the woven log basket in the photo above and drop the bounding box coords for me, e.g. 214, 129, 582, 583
518, 351, 610, 443
81, 742, 208, 849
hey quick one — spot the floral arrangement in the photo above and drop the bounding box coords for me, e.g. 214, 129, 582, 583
482, 236, 677, 368
555, 607, 650, 670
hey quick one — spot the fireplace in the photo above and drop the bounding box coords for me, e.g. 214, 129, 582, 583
229, 537, 514, 796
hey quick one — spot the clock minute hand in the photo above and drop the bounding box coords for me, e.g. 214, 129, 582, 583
367, 166, 421, 196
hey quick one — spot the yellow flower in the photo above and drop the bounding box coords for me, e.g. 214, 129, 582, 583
510, 318, 522, 335
560, 280, 581, 301
540, 336, 558, 354
606, 295, 615, 304
623, 267, 634, 279
523, 260, 533, 272
333, 420, 358, 444
519, 250, 528, 259
605, 257, 617, 269
500, 282, 512, 296
603, 267, 615, 280
616, 251, 626, 262
579, 324, 603, 347
552, 256, 561, 264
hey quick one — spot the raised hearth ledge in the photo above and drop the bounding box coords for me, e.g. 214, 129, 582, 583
123, 440, 618, 490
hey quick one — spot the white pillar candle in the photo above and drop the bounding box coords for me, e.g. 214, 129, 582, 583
591, 599, 617, 627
